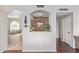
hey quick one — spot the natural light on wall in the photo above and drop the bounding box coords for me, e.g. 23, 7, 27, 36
10, 21, 20, 32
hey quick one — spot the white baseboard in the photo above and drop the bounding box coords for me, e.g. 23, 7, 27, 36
0, 50, 5, 53
22, 49, 57, 53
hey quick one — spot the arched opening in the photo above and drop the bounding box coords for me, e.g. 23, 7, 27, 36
30, 10, 50, 32
10, 21, 20, 33
7, 10, 22, 51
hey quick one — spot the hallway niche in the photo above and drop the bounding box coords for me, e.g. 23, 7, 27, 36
30, 10, 50, 32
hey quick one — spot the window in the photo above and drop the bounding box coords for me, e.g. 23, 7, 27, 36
10, 21, 20, 31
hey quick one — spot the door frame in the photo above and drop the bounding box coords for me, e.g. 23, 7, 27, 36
56, 11, 74, 48
7, 17, 23, 51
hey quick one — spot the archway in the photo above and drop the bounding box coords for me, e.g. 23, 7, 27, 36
7, 10, 22, 51
30, 10, 50, 32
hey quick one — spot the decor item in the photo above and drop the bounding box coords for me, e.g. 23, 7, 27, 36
37, 23, 43, 27
24, 16, 27, 27
43, 24, 50, 31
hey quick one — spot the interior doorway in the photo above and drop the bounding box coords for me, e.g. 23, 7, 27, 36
56, 12, 73, 48
7, 10, 23, 51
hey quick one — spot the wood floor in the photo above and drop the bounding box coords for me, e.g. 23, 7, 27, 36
3, 39, 79, 53
57, 39, 79, 53
8, 33, 22, 50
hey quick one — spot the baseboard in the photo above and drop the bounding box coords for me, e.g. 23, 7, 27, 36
22, 50, 57, 53
70, 44, 76, 48
0, 50, 5, 53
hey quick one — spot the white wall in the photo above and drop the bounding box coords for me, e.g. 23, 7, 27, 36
22, 6, 56, 52
56, 19, 60, 38
0, 14, 4, 52
0, 13, 8, 52
73, 9, 79, 36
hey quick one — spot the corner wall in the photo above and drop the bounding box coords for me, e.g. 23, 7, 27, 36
23, 6, 56, 52
0, 13, 8, 52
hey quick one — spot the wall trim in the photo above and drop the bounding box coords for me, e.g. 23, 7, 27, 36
22, 50, 57, 53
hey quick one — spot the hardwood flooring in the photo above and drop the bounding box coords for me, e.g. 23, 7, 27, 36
57, 39, 79, 53
8, 33, 22, 50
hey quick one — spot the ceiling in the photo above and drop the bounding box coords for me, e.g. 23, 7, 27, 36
8, 10, 22, 18
56, 12, 71, 18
